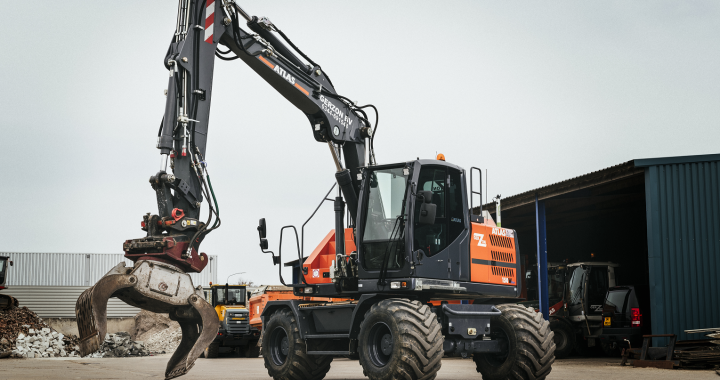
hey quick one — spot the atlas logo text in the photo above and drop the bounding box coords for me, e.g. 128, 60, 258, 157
273, 65, 296, 85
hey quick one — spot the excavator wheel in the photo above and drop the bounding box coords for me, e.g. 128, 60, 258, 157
473, 304, 555, 380
0, 294, 18, 310
262, 308, 333, 380
357, 298, 443, 380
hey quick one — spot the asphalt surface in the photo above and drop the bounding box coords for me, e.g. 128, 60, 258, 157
0, 356, 717, 379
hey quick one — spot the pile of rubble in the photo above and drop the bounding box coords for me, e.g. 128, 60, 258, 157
86, 332, 150, 358
144, 324, 182, 354
0, 307, 47, 345
0, 306, 82, 358
133, 310, 182, 354
11, 328, 81, 358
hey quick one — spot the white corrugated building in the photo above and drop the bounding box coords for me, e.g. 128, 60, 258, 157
1, 253, 218, 318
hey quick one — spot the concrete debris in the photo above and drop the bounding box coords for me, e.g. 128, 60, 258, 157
133, 310, 182, 354
1, 306, 82, 359
87, 332, 150, 358
9, 326, 81, 358
143, 324, 182, 354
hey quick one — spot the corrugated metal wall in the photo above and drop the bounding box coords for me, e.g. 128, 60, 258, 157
2, 253, 218, 286
645, 160, 720, 344
1, 253, 218, 319
2, 286, 139, 318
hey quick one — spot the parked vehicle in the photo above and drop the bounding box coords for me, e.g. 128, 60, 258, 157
523, 262, 619, 358
599, 285, 651, 354
202, 284, 261, 358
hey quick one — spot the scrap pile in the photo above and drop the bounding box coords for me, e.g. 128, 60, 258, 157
676, 328, 720, 369
623, 329, 720, 369
87, 332, 150, 358
0, 306, 82, 358
0, 307, 47, 345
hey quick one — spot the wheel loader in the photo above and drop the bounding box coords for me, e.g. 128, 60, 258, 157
200, 283, 260, 358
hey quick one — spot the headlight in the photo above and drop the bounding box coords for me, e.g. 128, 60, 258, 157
303, 287, 314, 294
390, 281, 408, 289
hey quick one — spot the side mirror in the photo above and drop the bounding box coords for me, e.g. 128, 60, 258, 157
9, 261, 13, 266
258, 218, 267, 239
418, 202, 437, 225
260, 238, 269, 250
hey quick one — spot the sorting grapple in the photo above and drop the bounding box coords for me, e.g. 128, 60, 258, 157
76, 261, 218, 379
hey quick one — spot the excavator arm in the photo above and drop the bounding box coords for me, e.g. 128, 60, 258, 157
76, 2, 376, 379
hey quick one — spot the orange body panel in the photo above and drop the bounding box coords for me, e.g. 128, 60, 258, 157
470, 223, 518, 287
302, 228, 356, 284
248, 287, 350, 330
429, 300, 462, 306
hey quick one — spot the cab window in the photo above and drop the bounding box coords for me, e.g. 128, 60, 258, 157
414, 167, 446, 257
413, 166, 467, 257
213, 287, 246, 306
362, 167, 408, 271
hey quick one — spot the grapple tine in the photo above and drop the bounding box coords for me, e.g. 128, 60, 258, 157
75, 273, 137, 356
165, 294, 219, 380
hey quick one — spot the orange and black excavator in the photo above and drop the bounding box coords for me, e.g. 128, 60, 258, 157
0, 256, 18, 310
77, 2, 555, 380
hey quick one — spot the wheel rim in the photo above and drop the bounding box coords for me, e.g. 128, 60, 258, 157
368, 322, 393, 367
269, 326, 289, 366
486, 323, 511, 366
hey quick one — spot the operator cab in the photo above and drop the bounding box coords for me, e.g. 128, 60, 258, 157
210, 284, 247, 307
355, 159, 471, 284
261, 158, 521, 299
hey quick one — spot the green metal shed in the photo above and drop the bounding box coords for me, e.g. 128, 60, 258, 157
637, 154, 720, 344
483, 153, 720, 346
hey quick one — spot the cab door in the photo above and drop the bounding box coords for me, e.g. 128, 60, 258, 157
412, 165, 469, 281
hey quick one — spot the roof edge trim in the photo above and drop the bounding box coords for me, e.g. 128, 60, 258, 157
634, 153, 720, 167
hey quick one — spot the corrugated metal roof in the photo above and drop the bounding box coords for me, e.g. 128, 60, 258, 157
2, 286, 139, 318
482, 160, 642, 213
645, 159, 720, 345
635, 153, 720, 168
2, 253, 218, 287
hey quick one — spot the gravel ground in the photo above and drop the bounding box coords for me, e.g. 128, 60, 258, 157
0, 356, 717, 380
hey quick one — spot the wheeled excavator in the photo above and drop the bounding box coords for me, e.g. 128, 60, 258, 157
76, 2, 555, 380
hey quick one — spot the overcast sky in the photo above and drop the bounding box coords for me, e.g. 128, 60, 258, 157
1, 1, 718, 286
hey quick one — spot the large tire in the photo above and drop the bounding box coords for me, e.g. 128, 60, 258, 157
203, 341, 220, 358
549, 319, 574, 359
262, 308, 333, 380
473, 304, 555, 380
246, 340, 261, 358
358, 298, 443, 380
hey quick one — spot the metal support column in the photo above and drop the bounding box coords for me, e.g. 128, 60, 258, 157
535, 194, 549, 320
